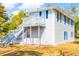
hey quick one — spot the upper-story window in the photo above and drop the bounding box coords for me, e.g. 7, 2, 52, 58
46, 10, 48, 19
60, 13, 62, 23
39, 11, 42, 17
56, 11, 60, 22
71, 20, 74, 27
67, 18, 70, 25
56, 11, 63, 23
66, 17, 69, 24
64, 16, 66, 24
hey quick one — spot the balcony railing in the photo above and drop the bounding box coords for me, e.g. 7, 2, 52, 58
23, 16, 46, 27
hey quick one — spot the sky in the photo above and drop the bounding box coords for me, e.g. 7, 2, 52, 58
2, 3, 79, 16
2, 3, 44, 16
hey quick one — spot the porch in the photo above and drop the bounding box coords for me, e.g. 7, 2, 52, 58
22, 26, 45, 45
22, 16, 46, 45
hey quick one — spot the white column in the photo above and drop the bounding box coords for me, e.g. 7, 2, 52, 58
25, 31, 27, 44
38, 26, 41, 46
30, 26, 32, 45
22, 27, 24, 44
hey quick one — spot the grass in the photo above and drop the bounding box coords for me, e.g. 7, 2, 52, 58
3, 51, 43, 56
0, 39, 79, 56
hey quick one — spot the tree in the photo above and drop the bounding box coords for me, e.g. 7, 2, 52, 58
9, 10, 27, 30
64, 5, 79, 38
0, 17, 5, 32
0, 3, 5, 13
64, 6, 78, 16
3, 12, 9, 21
0, 3, 9, 39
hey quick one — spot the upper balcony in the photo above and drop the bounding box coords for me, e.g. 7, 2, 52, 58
23, 16, 46, 27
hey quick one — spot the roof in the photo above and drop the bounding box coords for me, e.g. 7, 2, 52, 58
27, 7, 74, 21
52, 7, 74, 21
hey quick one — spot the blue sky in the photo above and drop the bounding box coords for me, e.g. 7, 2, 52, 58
2, 3, 79, 16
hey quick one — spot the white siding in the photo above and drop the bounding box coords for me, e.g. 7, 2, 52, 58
55, 11, 75, 45
41, 10, 55, 45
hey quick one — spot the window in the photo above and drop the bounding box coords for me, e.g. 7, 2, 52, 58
64, 31, 68, 40
60, 13, 62, 23
56, 11, 60, 22
66, 18, 69, 25
68, 18, 70, 25
46, 10, 48, 19
64, 16, 66, 24
71, 32, 73, 37
61, 15, 64, 22
39, 11, 42, 17
71, 20, 74, 27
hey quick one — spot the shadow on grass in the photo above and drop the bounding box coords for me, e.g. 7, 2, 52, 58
72, 41, 79, 44
3, 51, 43, 56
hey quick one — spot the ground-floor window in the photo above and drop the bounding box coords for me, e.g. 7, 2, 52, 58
64, 31, 68, 40
71, 32, 73, 37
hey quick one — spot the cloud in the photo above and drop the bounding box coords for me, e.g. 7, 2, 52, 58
19, 3, 44, 11
12, 11, 20, 15
2, 3, 44, 10
2, 3, 44, 16
21, 3, 43, 8
2, 3, 16, 10
11, 3, 44, 15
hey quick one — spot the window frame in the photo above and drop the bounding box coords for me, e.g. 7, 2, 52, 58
71, 32, 73, 37
64, 31, 68, 40
71, 20, 74, 27
64, 16, 66, 24
39, 11, 42, 17
68, 18, 70, 25
56, 11, 60, 22
46, 10, 48, 19
60, 13, 62, 23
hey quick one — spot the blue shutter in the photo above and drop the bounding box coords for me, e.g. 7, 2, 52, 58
39, 11, 42, 17
71, 20, 74, 27
46, 10, 48, 19
60, 13, 62, 23
64, 16, 66, 24
56, 11, 59, 22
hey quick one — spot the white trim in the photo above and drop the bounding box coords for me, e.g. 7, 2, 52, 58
30, 26, 32, 45
38, 26, 41, 46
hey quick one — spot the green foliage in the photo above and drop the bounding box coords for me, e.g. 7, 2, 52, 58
3, 23, 10, 34
18, 11, 27, 18
3, 12, 9, 21
0, 4, 9, 39
0, 4, 28, 39
74, 15, 79, 38
64, 5, 79, 38
9, 10, 27, 30
0, 17, 5, 32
